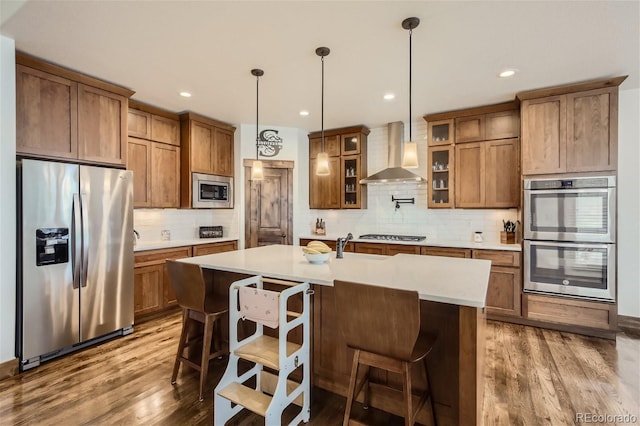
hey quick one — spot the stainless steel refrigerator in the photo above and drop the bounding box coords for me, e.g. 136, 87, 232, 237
17, 159, 134, 371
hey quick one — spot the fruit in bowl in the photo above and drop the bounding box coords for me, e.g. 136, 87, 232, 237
302, 241, 332, 264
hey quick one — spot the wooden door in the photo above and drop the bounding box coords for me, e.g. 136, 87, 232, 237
354, 242, 387, 255
128, 109, 151, 139
455, 114, 485, 143
485, 266, 521, 317
151, 143, 180, 208
212, 128, 234, 177
309, 135, 340, 158
150, 115, 180, 146
485, 138, 519, 208
190, 121, 214, 174
341, 155, 362, 208
421, 246, 472, 258
16, 65, 78, 159
485, 110, 519, 140
127, 137, 151, 208
77, 84, 127, 166
309, 157, 340, 209
455, 142, 484, 207
566, 88, 617, 172
521, 96, 566, 175
134, 264, 163, 317
428, 145, 454, 208
245, 160, 293, 248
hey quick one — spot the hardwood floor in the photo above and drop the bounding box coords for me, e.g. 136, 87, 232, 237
0, 312, 638, 425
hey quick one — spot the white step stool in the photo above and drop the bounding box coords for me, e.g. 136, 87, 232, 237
214, 276, 312, 425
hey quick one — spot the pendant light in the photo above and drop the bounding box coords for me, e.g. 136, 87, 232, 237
315, 47, 331, 176
401, 17, 420, 169
251, 68, 264, 181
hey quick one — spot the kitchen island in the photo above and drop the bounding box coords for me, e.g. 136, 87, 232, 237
180, 245, 492, 426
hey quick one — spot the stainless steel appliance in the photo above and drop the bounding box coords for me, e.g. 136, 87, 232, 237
17, 159, 134, 371
524, 176, 615, 243
523, 176, 616, 301
192, 173, 233, 208
359, 234, 426, 242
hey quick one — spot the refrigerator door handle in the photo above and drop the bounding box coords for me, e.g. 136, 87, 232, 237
80, 193, 89, 288
72, 194, 82, 289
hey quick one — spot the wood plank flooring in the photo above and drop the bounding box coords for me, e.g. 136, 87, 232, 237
0, 311, 638, 425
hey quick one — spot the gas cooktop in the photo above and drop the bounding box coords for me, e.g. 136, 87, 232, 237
358, 234, 426, 242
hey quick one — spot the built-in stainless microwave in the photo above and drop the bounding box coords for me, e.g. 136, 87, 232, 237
192, 173, 233, 208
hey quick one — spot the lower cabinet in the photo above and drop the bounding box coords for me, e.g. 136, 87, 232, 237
354, 242, 420, 256
421, 246, 472, 258
523, 293, 617, 332
472, 250, 521, 317
300, 238, 351, 252
133, 241, 237, 320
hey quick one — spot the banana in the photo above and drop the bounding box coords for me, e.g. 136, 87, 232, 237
307, 241, 331, 253
302, 247, 321, 254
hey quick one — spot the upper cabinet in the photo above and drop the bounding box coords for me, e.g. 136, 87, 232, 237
308, 126, 369, 209
455, 110, 519, 143
126, 102, 181, 208
179, 112, 236, 208
425, 102, 520, 209
518, 77, 626, 175
16, 52, 134, 166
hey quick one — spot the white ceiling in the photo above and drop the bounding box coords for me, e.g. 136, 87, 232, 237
1, 1, 638, 131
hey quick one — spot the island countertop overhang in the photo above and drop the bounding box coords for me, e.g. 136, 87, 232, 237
179, 245, 491, 308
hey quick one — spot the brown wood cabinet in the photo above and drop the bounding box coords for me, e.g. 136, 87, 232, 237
16, 53, 133, 166
134, 241, 237, 320
518, 77, 625, 175
455, 110, 519, 143
193, 241, 238, 256
427, 119, 455, 146
472, 250, 521, 317
421, 246, 472, 258
428, 145, 454, 208
523, 293, 617, 331
308, 126, 369, 209
354, 242, 420, 256
455, 138, 519, 208
299, 238, 352, 252
180, 112, 236, 208
128, 102, 180, 146
127, 137, 180, 208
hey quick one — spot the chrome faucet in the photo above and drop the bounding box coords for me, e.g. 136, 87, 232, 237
336, 233, 353, 259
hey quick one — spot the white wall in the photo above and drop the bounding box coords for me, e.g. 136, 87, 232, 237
0, 36, 16, 364
298, 120, 518, 243
617, 88, 640, 318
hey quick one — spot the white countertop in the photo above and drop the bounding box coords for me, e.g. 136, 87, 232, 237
134, 237, 238, 252
180, 245, 492, 308
299, 234, 521, 252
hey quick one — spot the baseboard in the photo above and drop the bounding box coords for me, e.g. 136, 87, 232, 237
0, 358, 19, 381
618, 315, 640, 336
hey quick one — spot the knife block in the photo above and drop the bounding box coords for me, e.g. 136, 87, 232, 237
500, 231, 516, 244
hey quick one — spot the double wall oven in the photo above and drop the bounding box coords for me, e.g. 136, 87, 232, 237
523, 176, 616, 301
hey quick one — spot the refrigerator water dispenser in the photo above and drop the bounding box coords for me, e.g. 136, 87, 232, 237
36, 228, 69, 266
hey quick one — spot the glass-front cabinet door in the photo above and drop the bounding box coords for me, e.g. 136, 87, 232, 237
427, 119, 454, 146
341, 133, 361, 155
428, 146, 453, 208
341, 155, 362, 208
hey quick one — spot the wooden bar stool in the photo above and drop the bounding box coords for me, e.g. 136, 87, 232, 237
166, 260, 228, 402
334, 280, 438, 426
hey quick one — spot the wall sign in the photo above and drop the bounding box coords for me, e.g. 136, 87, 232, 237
258, 129, 283, 158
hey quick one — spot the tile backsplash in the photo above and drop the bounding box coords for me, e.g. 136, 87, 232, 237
133, 208, 237, 242
299, 121, 519, 244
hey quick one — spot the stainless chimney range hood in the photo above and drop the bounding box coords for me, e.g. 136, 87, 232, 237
359, 122, 426, 184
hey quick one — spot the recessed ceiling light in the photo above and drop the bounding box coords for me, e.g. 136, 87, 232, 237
179, 91, 192, 98
383, 93, 395, 100
498, 69, 517, 78
299, 110, 310, 116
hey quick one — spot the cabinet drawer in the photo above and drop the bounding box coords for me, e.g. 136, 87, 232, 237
524, 294, 616, 330
421, 246, 472, 258
193, 241, 237, 256
134, 246, 192, 267
387, 244, 420, 255
472, 250, 520, 267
